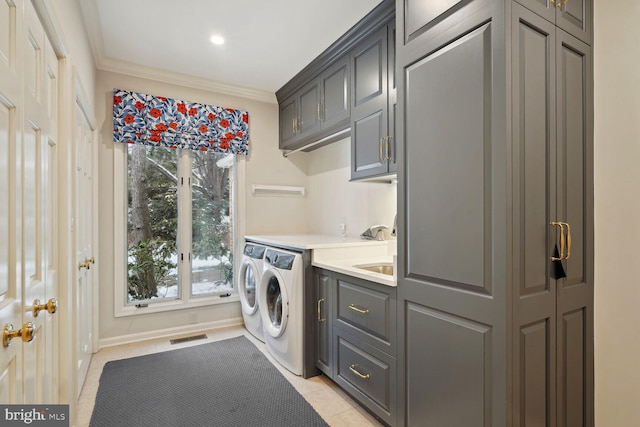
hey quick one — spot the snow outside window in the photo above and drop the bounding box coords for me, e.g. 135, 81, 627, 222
126, 144, 235, 305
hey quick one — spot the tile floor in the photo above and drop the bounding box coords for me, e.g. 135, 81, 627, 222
76, 325, 384, 427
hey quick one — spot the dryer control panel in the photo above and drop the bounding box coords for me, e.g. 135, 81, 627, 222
265, 249, 295, 270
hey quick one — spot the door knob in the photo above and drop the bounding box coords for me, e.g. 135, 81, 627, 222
3, 322, 35, 347
33, 298, 58, 317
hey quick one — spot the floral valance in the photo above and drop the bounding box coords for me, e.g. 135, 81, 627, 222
113, 88, 249, 155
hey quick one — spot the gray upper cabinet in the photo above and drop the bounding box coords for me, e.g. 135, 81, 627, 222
396, 0, 593, 426
278, 63, 346, 151
279, 95, 298, 148
515, 0, 592, 44
277, 0, 394, 153
320, 56, 350, 131
350, 21, 396, 181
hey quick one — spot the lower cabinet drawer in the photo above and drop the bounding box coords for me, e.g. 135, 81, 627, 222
334, 330, 396, 424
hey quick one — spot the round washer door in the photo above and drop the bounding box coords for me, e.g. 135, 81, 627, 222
259, 269, 289, 338
238, 258, 259, 316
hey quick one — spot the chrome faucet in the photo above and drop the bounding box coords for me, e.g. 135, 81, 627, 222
361, 224, 388, 241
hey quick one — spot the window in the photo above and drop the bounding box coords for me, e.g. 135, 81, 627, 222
125, 144, 235, 306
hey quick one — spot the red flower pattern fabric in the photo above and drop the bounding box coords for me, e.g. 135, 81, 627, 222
113, 88, 249, 154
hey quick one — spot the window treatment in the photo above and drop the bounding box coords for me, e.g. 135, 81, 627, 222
113, 88, 249, 154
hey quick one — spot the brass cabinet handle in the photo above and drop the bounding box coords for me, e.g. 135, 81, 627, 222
33, 298, 58, 317
385, 136, 393, 161
78, 262, 90, 270
556, 0, 569, 7
87, 257, 95, 265
550, 222, 565, 261
562, 222, 571, 260
349, 304, 369, 314
317, 298, 325, 322
349, 364, 370, 379
3, 322, 35, 347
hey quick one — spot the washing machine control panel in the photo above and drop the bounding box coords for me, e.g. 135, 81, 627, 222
244, 244, 266, 259
265, 249, 295, 270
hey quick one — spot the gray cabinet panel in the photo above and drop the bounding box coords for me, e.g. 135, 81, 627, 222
351, 23, 397, 181
279, 96, 297, 149
405, 302, 490, 427
557, 0, 591, 44
353, 31, 385, 107
555, 28, 593, 427
405, 23, 492, 293
352, 110, 386, 177
404, 0, 466, 42
336, 279, 392, 344
519, 319, 552, 426
298, 80, 321, 136
321, 57, 350, 130
561, 308, 586, 427
336, 333, 392, 412
315, 271, 333, 376
515, 0, 591, 44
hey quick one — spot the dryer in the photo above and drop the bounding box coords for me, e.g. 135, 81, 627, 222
258, 247, 304, 375
238, 243, 266, 342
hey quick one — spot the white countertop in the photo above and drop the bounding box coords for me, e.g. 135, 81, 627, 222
244, 234, 389, 250
244, 234, 397, 286
312, 255, 396, 287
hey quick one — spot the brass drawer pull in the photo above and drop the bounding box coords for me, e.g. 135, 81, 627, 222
349, 304, 369, 314
349, 364, 370, 380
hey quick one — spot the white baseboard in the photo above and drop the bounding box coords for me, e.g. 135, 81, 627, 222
98, 317, 245, 349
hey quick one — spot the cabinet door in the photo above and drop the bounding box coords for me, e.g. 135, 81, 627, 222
511, 7, 558, 425
350, 25, 388, 180
512, 5, 594, 425
297, 79, 321, 138
315, 271, 333, 376
556, 0, 591, 44
279, 95, 298, 149
387, 21, 397, 174
397, 13, 502, 426
321, 56, 350, 131
555, 29, 593, 427
515, 0, 592, 44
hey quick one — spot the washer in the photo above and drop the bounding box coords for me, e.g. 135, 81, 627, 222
238, 243, 266, 342
258, 247, 304, 375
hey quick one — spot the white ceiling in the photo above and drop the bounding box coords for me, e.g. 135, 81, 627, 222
80, 0, 383, 101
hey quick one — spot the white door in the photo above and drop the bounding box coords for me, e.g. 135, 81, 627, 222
74, 100, 94, 396
0, 0, 59, 404
0, 0, 25, 405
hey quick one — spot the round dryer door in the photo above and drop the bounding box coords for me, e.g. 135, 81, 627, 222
238, 259, 259, 316
259, 269, 289, 338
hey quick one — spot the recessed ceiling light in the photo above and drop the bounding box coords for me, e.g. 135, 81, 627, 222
210, 35, 225, 46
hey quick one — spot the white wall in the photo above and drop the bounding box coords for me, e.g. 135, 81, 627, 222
594, 2, 640, 425
305, 137, 396, 238
50, 0, 96, 108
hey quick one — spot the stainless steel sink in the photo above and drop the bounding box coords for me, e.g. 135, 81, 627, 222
354, 263, 394, 276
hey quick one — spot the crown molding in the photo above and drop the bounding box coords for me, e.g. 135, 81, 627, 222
97, 57, 277, 104
78, 0, 276, 105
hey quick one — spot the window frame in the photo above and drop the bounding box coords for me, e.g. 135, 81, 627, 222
113, 143, 244, 318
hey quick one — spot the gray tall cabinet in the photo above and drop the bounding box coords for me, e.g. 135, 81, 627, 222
396, 0, 593, 426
